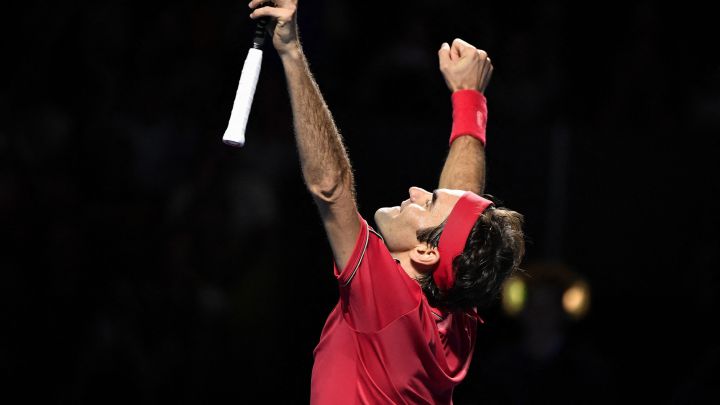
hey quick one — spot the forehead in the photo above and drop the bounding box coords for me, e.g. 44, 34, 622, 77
437, 188, 465, 198
417, 189, 464, 228
431, 189, 464, 214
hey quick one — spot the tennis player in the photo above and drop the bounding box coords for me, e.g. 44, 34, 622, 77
249, 1, 526, 403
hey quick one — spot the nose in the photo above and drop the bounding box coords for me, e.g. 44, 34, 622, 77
408, 186, 430, 202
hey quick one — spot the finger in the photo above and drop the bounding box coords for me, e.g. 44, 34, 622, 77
452, 38, 476, 58
450, 43, 461, 61
249, 0, 289, 8
249, 0, 269, 9
481, 64, 493, 93
476, 53, 484, 90
250, 5, 292, 20
452, 38, 473, 49
438, 42, 451, 68
480, 52, 491, 79
478, 55, 490, 91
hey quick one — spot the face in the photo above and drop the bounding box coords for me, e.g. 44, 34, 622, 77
375, 187, 465, 253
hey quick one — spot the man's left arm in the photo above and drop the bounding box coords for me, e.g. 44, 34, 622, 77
437, 39, 493, 194
439, 136, 486, 194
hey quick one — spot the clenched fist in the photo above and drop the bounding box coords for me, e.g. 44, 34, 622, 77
249, 0, 299, 56
438, 38, 493, 93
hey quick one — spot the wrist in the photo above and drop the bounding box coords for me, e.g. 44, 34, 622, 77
278, 41, 302, 60
449, 89, 487, 147
451, 86, 479, 93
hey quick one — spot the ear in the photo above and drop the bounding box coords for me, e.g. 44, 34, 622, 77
409, 243, 440, 268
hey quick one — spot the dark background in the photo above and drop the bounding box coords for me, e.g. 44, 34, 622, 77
4, 0, 719, 403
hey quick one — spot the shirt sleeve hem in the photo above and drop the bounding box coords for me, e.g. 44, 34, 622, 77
333, 212, 369, 286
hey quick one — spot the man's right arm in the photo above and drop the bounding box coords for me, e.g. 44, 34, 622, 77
249, 0, 360, 271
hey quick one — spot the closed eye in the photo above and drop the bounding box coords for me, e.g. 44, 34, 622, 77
426, 191, 438, 209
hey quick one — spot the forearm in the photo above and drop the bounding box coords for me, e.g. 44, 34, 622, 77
280, 47, 354, 200
439, 136, 486, 194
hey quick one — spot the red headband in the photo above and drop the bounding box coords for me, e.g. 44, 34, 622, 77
433, 191, 494, 291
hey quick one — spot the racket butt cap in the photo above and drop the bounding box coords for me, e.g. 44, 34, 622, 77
222, 139, 245, 148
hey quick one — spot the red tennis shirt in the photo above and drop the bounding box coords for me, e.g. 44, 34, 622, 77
311, 213, 482, 404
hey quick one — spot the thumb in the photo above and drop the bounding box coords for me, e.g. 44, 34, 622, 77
438, 42, 450, 65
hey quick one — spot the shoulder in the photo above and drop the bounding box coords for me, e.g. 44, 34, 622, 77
334, 214, 392, 286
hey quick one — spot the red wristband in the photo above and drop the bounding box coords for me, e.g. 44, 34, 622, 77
449, 89, 487, 147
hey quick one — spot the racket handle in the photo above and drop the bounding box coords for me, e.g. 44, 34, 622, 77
223, 48, 263, 147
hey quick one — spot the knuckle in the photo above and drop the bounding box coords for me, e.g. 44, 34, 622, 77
453, 38, 475, 49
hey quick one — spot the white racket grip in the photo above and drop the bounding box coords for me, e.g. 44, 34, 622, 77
223, 48, 263, 147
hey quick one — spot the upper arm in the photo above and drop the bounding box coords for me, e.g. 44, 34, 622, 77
311, 179, 361, 272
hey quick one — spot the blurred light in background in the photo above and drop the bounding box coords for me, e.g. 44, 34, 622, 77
563, 280, 590, 320
502, 277, 526, 316
501, 261, 591, 320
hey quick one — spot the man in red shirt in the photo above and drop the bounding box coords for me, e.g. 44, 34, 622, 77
249, 1, 526, 403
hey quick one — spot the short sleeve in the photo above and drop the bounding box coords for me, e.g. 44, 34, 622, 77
333, 212, 369, 286
331, 212, 421, 332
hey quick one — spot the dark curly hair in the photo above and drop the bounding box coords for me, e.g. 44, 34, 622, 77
416, 195, 526, 311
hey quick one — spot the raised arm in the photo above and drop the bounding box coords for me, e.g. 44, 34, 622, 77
437, 39, 494, 194
249, 0, 360, 270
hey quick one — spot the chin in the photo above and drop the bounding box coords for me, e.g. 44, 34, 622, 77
373, 208, 386, 231
375, 208, 406, 252
374, 206, 397, 228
